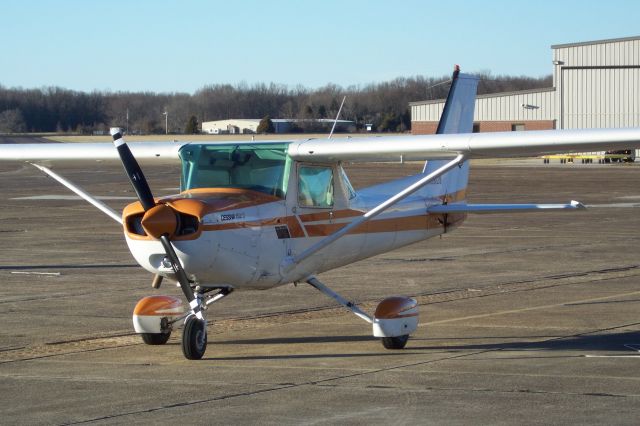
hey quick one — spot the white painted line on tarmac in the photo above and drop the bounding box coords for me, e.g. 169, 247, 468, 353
10, 271, 61, 276
584, 355, 640, 358
586, 203, 640, 208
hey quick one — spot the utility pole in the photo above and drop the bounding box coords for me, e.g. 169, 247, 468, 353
163, 111, 168, 134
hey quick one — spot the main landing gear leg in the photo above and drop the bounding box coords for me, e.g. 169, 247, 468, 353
306, 277, 418, 350
307, 277, 373, 324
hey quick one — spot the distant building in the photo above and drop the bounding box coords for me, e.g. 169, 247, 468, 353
201, 118, 356, 134
201, 119, 260, 135
411, 36, 640, 134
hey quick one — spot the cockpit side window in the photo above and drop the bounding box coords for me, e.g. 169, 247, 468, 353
339, 165, 357, 200
298, 165, 334, 208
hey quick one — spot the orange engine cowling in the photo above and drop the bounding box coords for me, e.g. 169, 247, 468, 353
372, 296, 419, 338
132, 295, 184, 334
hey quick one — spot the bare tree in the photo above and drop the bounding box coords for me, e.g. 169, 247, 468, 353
0, 109, 26, 133
0, 73, 552, 133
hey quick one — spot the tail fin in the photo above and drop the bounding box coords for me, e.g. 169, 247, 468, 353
422, 67, 478, 196
435, 66, 478, 135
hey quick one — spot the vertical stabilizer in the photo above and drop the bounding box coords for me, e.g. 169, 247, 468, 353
435, 66, 478, 135
423, 67, 478, 196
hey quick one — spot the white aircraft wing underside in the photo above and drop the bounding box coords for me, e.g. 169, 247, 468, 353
288, 127, 640, 162
2, 127, 640, 164
0, 142, 186, 164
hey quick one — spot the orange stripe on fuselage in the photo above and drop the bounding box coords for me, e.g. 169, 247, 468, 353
200, 211, 465, 237
134, 188, 467, 239
297, 209, 363, 223
302, 212, 466, 238
202, 215, 307, 238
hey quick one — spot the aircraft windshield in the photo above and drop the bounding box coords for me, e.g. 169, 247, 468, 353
179, 143, 291, 198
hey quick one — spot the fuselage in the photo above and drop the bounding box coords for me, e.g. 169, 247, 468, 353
123, 143, 470, 290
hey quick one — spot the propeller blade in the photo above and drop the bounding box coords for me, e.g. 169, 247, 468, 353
111, 130, 155, 211
159, 235, 203, 318
110, 128, 202, 318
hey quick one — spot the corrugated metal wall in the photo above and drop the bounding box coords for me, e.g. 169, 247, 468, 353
410, 89, 555, 122
475, 89, 555, 121
553, 38, 640, 68
553, 38, 640, 129
561, 68, 640, 128
411, 102, 442, 122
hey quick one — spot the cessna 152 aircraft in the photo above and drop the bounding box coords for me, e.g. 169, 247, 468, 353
2, 68, 640, 359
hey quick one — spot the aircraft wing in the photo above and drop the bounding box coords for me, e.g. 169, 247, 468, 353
3, 128, 640, 164
0, 142, 185, 164
287, 127, 640, 162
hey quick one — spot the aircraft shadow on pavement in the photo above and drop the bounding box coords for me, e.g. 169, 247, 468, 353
216, 335, 376, 345
203, 352, 419, 361
214, 329, 640, 353
202, 330, 640, 361
408, 329, 640, 354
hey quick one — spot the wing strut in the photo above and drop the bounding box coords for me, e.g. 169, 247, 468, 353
30, 163, 122, 224
281, 153, 466, 272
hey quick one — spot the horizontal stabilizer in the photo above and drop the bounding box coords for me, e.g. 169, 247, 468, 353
427, 200, 585, 214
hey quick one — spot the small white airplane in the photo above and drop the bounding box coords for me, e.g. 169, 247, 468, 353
3, 67, 640, 359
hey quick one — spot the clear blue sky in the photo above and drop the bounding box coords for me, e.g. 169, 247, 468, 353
1, 0, 638, 93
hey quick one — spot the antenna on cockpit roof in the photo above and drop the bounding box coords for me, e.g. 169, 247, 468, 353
328, 95, 347, 139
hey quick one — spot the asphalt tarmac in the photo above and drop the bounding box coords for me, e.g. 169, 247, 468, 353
1, 142, 640, 424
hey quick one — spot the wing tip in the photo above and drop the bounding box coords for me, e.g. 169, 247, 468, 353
571, 200, 586, 209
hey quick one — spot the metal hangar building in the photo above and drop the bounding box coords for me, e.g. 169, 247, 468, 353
411, 36, 640, 134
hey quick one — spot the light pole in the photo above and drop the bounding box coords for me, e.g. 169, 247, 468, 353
163, 111, 168, 134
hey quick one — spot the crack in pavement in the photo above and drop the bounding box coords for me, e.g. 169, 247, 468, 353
60, 321, 640, 424
62, 349, 496, 425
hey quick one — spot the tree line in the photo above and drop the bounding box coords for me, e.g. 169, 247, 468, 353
0, 73, 552, 134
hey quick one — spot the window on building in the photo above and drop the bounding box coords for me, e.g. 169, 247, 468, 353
298, 165, 334, 208
512, 123, 525, 131
472, 123, 480, 133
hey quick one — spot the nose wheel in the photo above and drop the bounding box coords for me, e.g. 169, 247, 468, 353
182, 315, 207, 360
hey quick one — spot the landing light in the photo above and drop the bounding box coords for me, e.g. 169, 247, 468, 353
162, 257, 172, 269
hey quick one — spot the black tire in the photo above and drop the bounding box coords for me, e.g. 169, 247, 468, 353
141, 332, 171, 345
381, 335, 409, 350
182, 316, 207, 360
